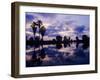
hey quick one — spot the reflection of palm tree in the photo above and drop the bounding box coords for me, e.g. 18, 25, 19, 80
31, 22, 37, 38
39, 48, 46, 59
39, 25, 46, 40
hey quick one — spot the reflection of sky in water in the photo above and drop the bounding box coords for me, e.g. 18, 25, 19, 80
26, 43, 89, 67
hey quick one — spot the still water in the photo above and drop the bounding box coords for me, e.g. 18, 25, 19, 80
26, 43, 89, 67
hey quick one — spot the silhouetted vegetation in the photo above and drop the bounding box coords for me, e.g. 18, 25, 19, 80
31, 22, 37, 38
27, 20, 89, 50
39, 25, 46, 40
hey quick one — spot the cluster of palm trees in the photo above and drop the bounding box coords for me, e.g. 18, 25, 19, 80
31, 20, 46, 40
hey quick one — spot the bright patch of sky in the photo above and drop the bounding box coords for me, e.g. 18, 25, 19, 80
26, 12, 89, 40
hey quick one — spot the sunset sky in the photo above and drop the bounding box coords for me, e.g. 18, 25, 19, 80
25, 12, 90, 40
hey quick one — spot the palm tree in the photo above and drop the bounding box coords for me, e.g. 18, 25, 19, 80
37, 20, 42, 28
39, 25, 46, 40
37, 20, 42, 38
31, 21, 37, 38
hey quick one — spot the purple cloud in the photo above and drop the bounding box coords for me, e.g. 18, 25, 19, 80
26, 12, 90, 39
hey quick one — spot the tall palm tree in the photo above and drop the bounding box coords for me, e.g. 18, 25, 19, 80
37, 20, 42, 38
37, 20, 42, 28
31, 21, 37, 38
39, 25, 46, 40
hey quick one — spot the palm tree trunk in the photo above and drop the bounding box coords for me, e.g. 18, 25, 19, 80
39, 26, 41, 39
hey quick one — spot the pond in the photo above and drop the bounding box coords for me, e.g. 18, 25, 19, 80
26, 43, 89, 67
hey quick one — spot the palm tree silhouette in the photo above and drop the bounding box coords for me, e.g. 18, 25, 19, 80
37, 20, 42, 28
39, 25, 46, 40
37, 20, 43, 38
31, 20, 46, 41
31, 21, 37, 38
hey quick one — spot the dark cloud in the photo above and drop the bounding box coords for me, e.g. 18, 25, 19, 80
75, 25, 86, 33
26, 14, 34, 23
